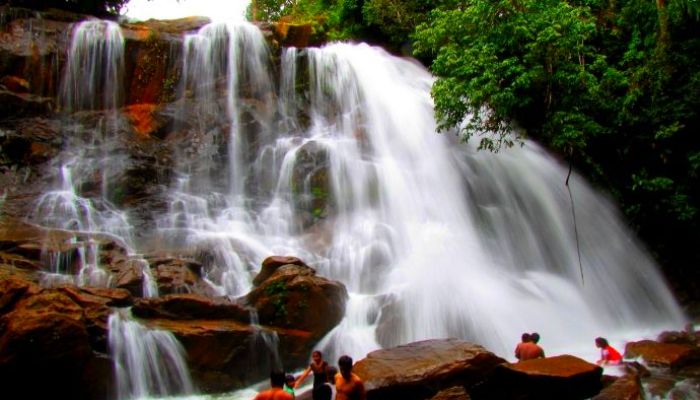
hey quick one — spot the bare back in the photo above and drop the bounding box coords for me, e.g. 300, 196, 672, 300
254, 388, 294, 400
335, 372, 366, 400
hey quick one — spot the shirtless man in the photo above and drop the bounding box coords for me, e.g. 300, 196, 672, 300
254, 370, 294, 400
334, 355, 366, 400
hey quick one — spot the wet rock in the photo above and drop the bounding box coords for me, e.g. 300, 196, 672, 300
591, 373, 643, 400
478, 355, 603, 400
0, 275, 40, 314
1, 75, 30, 92
273, 20, 316, 48
246, 262, 347, 336
132, 293, 250, 322
253, 255, 307, 286
428, 386, 471, 400
57, 285, 133, 352
0, 289, 93, 398
147, 256, 210, 295
625, 340, 700, 369
353, 338, 505, 400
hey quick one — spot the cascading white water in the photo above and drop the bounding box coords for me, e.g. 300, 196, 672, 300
59, 19, 124, 112
108, 309, 195, 399
32, 20, 135, 288
157, 22, 686, 370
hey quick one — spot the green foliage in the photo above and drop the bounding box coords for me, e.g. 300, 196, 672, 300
251, 0, 440, 52
265, 280, 289, 319
415, 0, 700, 287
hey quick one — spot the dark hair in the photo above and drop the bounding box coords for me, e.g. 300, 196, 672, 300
338, 355, 353, 371
270, 370, 286, 387
531, 332, 540, 343
521, 332, 531, 342
595, 337, 608, 347
312, 350, 323, 358
285, 374, 295, 383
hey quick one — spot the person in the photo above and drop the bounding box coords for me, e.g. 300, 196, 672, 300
284, 374, 296, 398
295, 350, 329, 390
311, 365, 335, 400
514, 332, 531, 361
335, 355, 366, 400
595, 337, 623, 365
515, 332, 545, 361
254, 370, 294, 400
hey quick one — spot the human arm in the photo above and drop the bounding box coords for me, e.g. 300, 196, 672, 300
294, 366, 311, 388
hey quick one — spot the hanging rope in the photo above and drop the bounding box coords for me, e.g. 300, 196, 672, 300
566, 156, 585, 285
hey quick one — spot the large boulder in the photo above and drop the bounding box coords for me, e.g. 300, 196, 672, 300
246, 261, 347, 336
0, 288, 93, 398
353, 338, 506, 400
477, 355, 603, 400
141, 316, 312, 393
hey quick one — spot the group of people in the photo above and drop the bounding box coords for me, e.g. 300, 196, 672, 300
514, 332, 545, 361
256, 334, 623, 399
254, 350, 366, 400
514, 332, 623, 366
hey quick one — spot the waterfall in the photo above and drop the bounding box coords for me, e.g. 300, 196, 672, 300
24, 15, 688, 396
108, 309, 195, 399
158, 35, 685, 363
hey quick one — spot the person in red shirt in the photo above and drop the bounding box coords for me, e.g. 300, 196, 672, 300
595, 337, 623, 365
254, 370, 294, 400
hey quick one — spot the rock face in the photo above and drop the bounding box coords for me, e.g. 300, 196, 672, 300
353, 339, 506, 400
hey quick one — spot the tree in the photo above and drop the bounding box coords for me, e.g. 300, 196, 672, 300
414, 0, 700, 300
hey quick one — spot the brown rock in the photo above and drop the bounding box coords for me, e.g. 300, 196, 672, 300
113, 258, 147, 296
274, 21, 314, 47
429, 386, 471, 400
142, 317, 311, 392
246, 263, 347, 336
125, 103, 170, 138
480, 355, 604, 400
132, 293, 250, 322
1, 75, 30, 93
57, 285, 133, 352
353, 338, 505, 399
0, 275, 40, 314
625, 340, 700, 369
0, 289, 92, 397
254, 255, 307, 286
591, 373, 643, 400
148, 257, 207, 295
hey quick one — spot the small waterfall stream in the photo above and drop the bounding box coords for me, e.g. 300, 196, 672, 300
108, 309, 195, 399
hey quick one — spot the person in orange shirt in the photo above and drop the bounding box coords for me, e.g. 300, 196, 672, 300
595, 337, 623, 365
254, 370, 294, 400
334, 355, 366, 400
